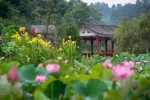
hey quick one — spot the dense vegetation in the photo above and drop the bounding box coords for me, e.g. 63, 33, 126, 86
1, 0, 150, 100
91, 0, 150, 25
0, 0, 102, 33
0, 0, 102, 56
90, 0, 150, 54
114, 11, 150, 54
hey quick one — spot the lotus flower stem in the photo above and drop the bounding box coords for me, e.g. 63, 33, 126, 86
10, 94, 13, 100
51, 82, 53, 100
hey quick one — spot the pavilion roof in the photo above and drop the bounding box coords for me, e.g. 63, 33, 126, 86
83, 24, 118, 37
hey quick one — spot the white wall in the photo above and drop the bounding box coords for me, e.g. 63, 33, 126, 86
79, 28, 96, 37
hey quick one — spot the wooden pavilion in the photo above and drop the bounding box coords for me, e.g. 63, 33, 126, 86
79, 24, 118, 57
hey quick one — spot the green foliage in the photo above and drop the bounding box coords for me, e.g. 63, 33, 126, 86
0, 0, 18, 19
114, 11, 150, 54
2, 52, 150, 100
0, 68, 23, 100
43, 59, 73, 76
18, 65, 50, 86
65, 24, 80, 41
34, 90, 50, 100
64, 2, 102, 27
0, 61, 20, 74
44, 80, 66, 100
71, 79, 110, 100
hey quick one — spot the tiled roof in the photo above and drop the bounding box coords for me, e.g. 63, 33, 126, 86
83, 24, 118, 37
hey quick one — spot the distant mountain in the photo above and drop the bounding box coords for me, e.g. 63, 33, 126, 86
90, 0, 150, 25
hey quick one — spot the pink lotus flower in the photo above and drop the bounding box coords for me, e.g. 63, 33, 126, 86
8, 66, 19, 82
103, 60, 113, 68
46, 64, 60, 73
121, 61, 135, 68
36, 75, 46, 83
112, 65, 135, 79
65, 60, 69, 63
57, 56, 62, 60
38, 63, 43, 67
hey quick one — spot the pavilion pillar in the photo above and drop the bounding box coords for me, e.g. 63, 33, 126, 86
105, 40, 107, 53
111, 41, 114, 53
96, 35, 99, 54
90, 37, 93, 54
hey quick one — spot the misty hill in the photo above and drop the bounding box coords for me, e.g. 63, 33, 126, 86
90, 0, 150, 25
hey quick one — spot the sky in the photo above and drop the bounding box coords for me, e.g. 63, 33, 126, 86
82, 0, 136, 7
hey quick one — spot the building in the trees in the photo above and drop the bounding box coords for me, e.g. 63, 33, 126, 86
79, 24, 118, 56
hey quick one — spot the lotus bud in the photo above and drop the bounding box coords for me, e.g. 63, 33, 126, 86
8, 66, 19, 82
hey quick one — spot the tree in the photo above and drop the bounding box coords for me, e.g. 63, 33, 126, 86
140, 0, 150, 10
114, 18, 138, 53
136, 11, 150, 53
114, 11, 150, 54
65, 24, 81, 46
64, 2, 102, 28
0, 0, 17, 19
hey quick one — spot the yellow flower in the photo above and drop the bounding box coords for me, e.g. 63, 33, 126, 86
37, 34, 42, 38
28, 41, 33, 44
32, 38, 38, 43
27, 57, 30, 62
44, 43, 51, 47
11, 33, 20, 38
19, 27, 25, 31
58, 47, 63, 51
38, 39, 51, 47
24, 32, 28, 37
22, 27, 25, 31
71, 41, 76, 45
65, 42, 68, 44
68, 36, 71, 39
17, 36, 21, 40
67, 40, 70, 43
65, 75, 69, 78
38, 39, 44, 43
62, 42, 65, 45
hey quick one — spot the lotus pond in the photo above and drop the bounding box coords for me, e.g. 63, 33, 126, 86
0, 26, 150, 100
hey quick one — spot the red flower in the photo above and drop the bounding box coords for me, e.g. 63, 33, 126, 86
31, 29, 36, 36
